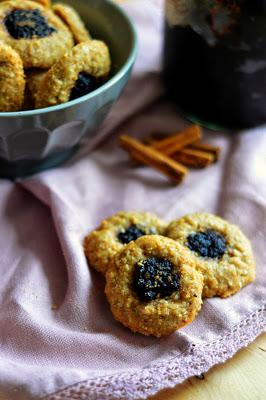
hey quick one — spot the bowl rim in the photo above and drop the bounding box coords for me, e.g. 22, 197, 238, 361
0, 0, 137, 119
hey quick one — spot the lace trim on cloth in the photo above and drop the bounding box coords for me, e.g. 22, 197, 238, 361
44, 305, 266, 400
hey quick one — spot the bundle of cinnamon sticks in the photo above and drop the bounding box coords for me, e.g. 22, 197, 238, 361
119, 125, 221, 184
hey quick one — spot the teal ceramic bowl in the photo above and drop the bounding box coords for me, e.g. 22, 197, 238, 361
0, 0, 137, 179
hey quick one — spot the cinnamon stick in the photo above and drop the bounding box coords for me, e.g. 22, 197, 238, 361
152, 125, 202, 155
120, 135, 188, 184
187, 142, 221, 162
173, 148, 215, 168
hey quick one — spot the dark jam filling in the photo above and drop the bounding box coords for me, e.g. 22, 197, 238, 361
117, 225, 147, 244
70, 72, 98, 101
133, 257, 180, 302
187, 230, 227, 259
4, 9, 56, 39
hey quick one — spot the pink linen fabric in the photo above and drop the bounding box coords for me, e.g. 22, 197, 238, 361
0, 1, 266, 399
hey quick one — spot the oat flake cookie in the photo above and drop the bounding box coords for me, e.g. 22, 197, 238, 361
33, 0, 51, 7
53, 3, 91, 44
166, 213, 256, 298
0, 0, 74, 68
84, 211, 167, 275
35, 40, 111, 108
105, 235, 203, 337
0, 42, 25, 111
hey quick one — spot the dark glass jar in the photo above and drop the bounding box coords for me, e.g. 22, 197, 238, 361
163, 0, 266, 130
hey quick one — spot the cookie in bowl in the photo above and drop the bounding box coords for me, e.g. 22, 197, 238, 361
0, 42, 25, 111
32, 0, 51, 6
105, 235, 203, 337
0, 0, 74, 68
166, 213, 256, 298
0, 0, 50, 5
53, 3, 91, 43
35, 40, 111, 108
84, 211, 167, 275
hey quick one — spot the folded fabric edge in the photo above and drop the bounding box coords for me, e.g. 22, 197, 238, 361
43, 304, 266, 400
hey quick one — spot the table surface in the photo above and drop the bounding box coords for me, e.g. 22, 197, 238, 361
150, 334, 266, 400
114, 2, 266, 400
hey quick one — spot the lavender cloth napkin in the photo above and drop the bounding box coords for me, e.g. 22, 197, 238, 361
1, 1, 266, 399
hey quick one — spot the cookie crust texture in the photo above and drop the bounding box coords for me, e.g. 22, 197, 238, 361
105, 235, 203, 337
166, 213, 256, 298
33, 0, 51, 7
35, 39, 111, 108
0, 0, 74, 68
0, 0, 50, 5
53, 3, 91, 43
0, 42, 25, 111
84, 211, 167, 276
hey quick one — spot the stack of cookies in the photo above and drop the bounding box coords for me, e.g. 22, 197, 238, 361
0, 0, 111, 112
84, 211, 256, 337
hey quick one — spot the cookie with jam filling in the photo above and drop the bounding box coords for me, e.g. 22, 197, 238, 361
53, 3, 91, 44
0, 0, 74, 68
0, 1, 51, 10
84, 212, 166, 275
105, 235, 203, 337
0, 42, 25, 111
166, 213, 255, 298
33, 0, 51, 7
35, 40, 111, 108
